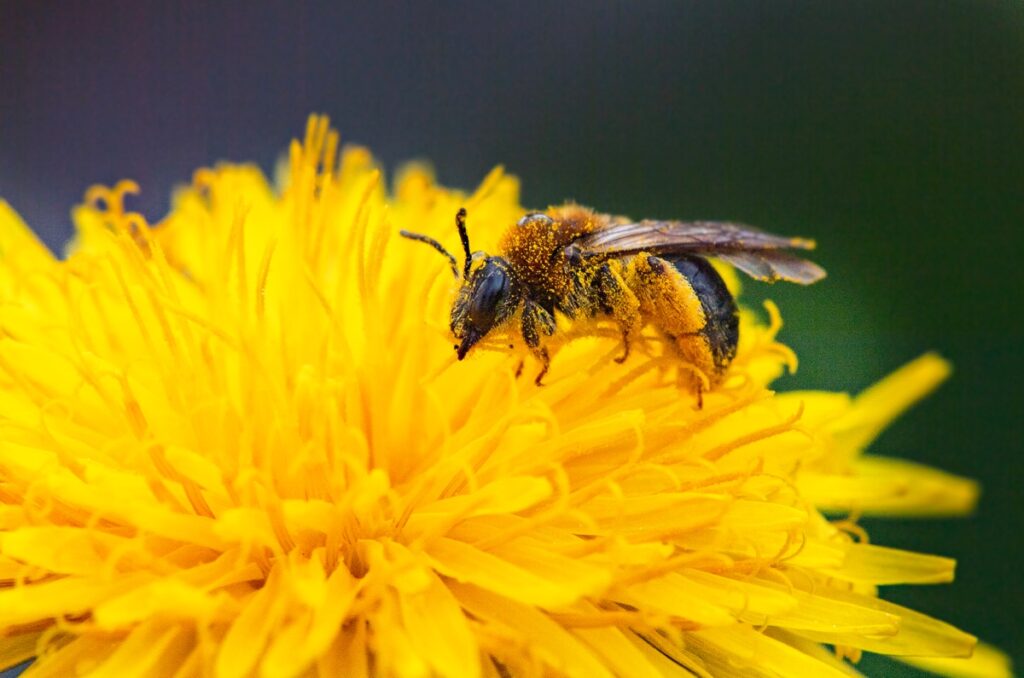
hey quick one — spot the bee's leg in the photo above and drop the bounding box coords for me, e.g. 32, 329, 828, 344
594, 262, 642, 363
617, 335, 631, 363
533, 347, 551, 385
521, 300, 556, 346
624, 254, 719, 387
522, 300, 556, 385
623, 254, 704, 333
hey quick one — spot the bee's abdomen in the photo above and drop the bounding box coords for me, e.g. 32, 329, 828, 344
667, 256, 739, 371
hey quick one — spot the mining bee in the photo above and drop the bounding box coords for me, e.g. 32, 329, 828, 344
401, 205, 824, 388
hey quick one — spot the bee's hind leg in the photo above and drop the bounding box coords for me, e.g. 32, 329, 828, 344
623, 254, 719, 381
522, 300, 556, 385
532, 347, 551, 385
594, 262, 642, 363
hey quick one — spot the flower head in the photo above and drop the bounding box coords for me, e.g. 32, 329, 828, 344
0, 116, 1009, 677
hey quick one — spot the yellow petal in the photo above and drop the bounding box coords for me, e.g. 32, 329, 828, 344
215, 568, 288, 678
487, 536, 611, 597
678, 570, 800, 619
673, 499, 808, 556
212, 507, 279, 551
17, 636, 118, 678
765, 629, 864, 676
42, 472, 227, 550
836, 353, 951, 451
163, 444, 229, 496
688, 625, 854, 678
561, 493, 732, 539
622, 573, 741, 627
450, 582, 614, 678
801, 456, 979, 517
823, 543, 956, 585
316, 619, 369, 678
93, 579, 233, 630
258, 609, 315, 678
0, 553, 45, 583
0, 199, 55, 275
426, 536, 604, 609
793, 588, 976, 657
260, 560, 359, 678
627, 632, 714, 678
397, 566, 480, 678
367, 592, 431, 678
0, 573, 153, 627
783, 536, 846, 570
753, 586, 899, 636
85, 620, 188, 677
0, 527, 124, 577
404, 475, 553, 538
572, 625, 666, 678
898, 641, 1013, 678
305, 560, 356, 620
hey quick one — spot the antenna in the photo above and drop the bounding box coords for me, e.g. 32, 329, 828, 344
399, 231, 459, 279
456, 207, 472, 279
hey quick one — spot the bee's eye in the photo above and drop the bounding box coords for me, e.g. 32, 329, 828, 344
467, 260, 512, 330
517, 213, 554, 228
452, 257, 517, 360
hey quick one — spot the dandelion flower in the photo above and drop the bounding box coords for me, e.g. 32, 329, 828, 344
0, 116, 1010, 677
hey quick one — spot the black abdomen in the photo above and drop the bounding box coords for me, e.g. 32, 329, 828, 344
668, 256, 739, 370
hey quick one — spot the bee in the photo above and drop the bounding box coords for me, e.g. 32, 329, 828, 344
400, 205, 824, 388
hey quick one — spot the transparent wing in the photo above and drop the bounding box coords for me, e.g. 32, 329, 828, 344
575, 220, 826, 284
716, 250, 826, 284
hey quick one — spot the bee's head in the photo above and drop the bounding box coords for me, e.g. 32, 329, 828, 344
399, 208, 520, 360
453, 254, 517, 359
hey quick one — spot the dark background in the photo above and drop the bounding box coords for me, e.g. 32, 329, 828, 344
2, 1, 1021, 674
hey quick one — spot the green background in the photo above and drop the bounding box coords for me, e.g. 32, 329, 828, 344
2, 2, 1022, 674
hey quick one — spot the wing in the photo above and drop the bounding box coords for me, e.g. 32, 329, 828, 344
575, 220, 826, 284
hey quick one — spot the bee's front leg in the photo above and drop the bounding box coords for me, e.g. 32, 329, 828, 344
594, 262, 642, 363
521, 300, 555, 384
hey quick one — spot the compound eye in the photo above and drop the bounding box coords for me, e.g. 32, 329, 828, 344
468, 261, 511, 330
517, 212, 554, 229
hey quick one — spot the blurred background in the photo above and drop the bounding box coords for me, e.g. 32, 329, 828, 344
2, 1, 1022, 674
